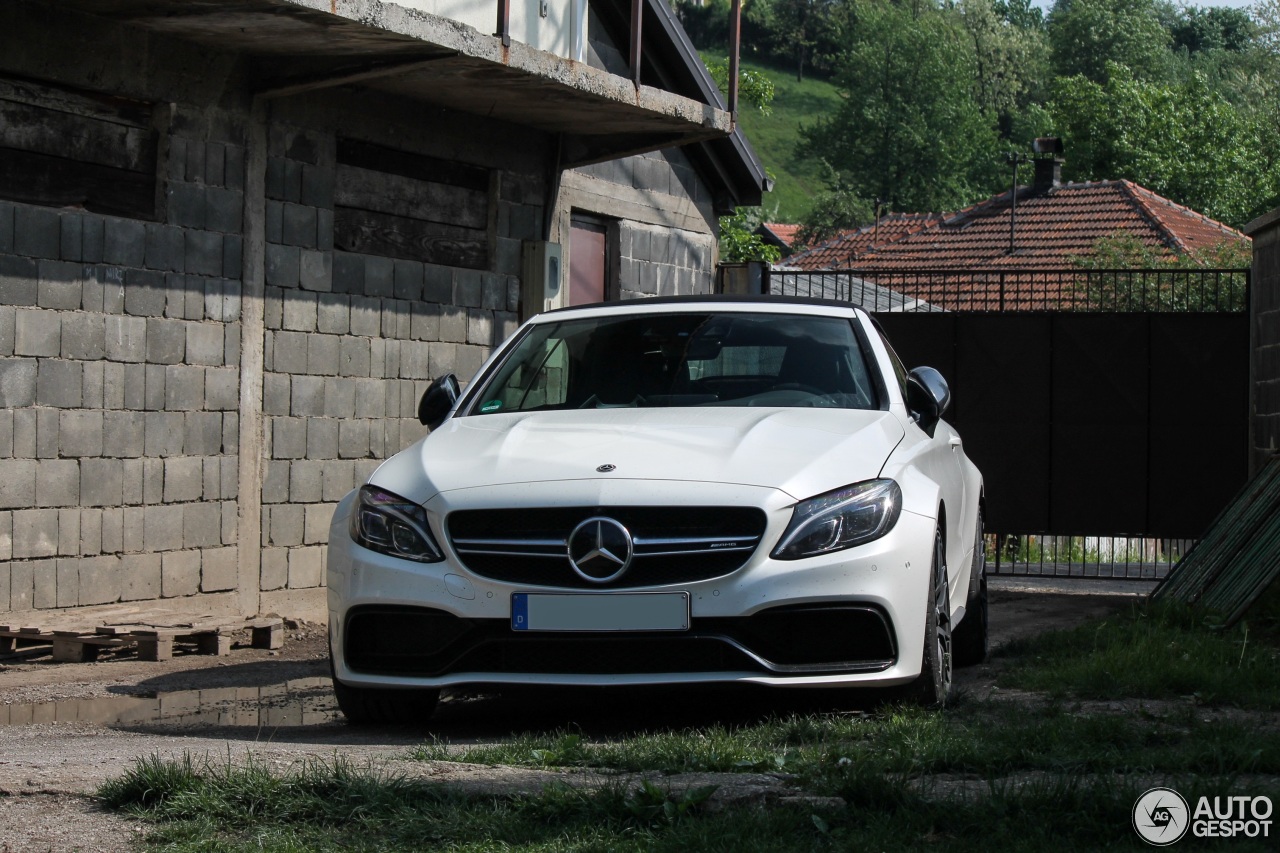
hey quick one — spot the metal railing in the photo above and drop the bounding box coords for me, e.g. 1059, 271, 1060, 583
767, 268, 1250, 313
986, 534, 1193, 581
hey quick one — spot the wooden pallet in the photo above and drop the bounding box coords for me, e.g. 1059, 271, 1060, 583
0, 616, 284, 663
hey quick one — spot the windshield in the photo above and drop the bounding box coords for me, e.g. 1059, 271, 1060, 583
468, 312, 881, 414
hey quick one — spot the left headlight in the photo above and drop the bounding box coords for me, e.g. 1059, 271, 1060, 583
771, 479, 902, 560
349, 485, 444, 563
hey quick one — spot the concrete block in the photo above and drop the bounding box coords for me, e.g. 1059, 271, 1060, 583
13, 508, 58, 558
439, 305, 467, 343
455, 269, 483, 308
13, 409, 35, 457
79, 507, 102, 555
201, 546, 237, 591
282, 203, 317, 248
77, 215, 104, 265
496, 311, 520, 343
301, 163, 334, 208
0, 304, 13, 355
144, 223, 184, 272
9, 560, 33, 611
272, 417, 307, 459
220, 457, 238, 501
163, 457, 204, 503
333, 252, 364, 294
0, 409, 11, 457
322, 460, 355, 501
58, 507, 81, 555
15, 308, 60, 356
102, 217, 146, 267
507, 276, 522, 312
142, 458, 163, 504
33, 558, 57, 608
223, 236, 243, 282
481, 273, 505, 310
262, 459, 290, 504
266, 243, 301, 289
120, 552, 162, 601
306, 417, 339, 460
0, 255, 38, 305
225, 322, 240, 366
354, 379, 385, 418
80, 458, 124, 507
222, 412, 238, 457
162, 550, 201, 597
202, 457, 220, 500
185, 230, 224, 277
402, 340, 431, 379
349, 295, 382, 337
82, 360, 104, 409
299, 249, 331, 292
186, 322, 224, 365
260, 547, 289, 591
142, 362, 164, 410
338, 419, 369, 458
60, 313, 106, 361
316, 293, 350, 335
269, 503, 304, 547
103, 411, 145, 458
411, 302, 441, 341
303, 502, 335, 544
104, 314, 146, 362
14, 205, 61, 259
323, 377, 356, 419
291, 375, 326, 416
288, 546, 323, 588
76, 554, 119, 605
167, 182, 206, 229
365, 255, 394, 297
37, 260, 85, 309
338, 336, 370, 377
466, 309, 493, 346
100, 507, 123, 553
290, 459, 323, 503
124, 268, 167, 317
419, 263, 450, 304
282, 290, 317, 331
36, 359, 82, 408
59, 411, 103, 457
0, 202, 11, 254
36, 408, 58, 458
272, 329, 309, 374
121, 505, 143, 552
306, 334, 339, 376
55, 558, 79, 606
0, 358, 36, 407
381, 299, 411, 341
206, 187, 243, 233
206, 367, 239, 410
97, 265, 125, 313
164, 365, 206, 411
144, 504, 184, 551
392, 259, 422, 302
184, 412, 223, 456
144, 411, 186, 457
0, 459, 36, 509
263, 373, 291, 416
101, 362, 124, 409
456, 345, 487, 382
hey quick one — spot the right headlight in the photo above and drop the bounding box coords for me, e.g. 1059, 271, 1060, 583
349, 485, 444, 563
771, 479, 902, 560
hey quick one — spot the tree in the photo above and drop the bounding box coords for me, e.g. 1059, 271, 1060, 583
794, 171, 874, 248
719, 210, 783, 262
1047, 0, 1172, 83
799, 0, 1002, 213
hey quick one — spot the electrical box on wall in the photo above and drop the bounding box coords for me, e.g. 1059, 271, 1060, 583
521, 240, 563, 319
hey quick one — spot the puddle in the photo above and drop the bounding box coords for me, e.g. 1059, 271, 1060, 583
0, 677, 340, 728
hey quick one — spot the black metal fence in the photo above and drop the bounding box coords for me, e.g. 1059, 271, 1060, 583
763, 266, 1251, 581
767, 268, 1249, 313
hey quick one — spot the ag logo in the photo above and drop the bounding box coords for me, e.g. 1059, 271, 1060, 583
1134, 787, 1190, 846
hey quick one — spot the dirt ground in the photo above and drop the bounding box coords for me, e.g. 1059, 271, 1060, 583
0, 581, 1147, 852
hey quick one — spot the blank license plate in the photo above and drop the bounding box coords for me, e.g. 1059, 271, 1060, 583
511, 592, 689, 632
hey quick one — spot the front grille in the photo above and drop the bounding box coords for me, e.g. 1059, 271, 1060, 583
446, 506, 768, 588
344, 604, 896, 677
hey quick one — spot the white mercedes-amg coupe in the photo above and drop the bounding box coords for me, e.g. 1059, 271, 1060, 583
326, 296, 985, 724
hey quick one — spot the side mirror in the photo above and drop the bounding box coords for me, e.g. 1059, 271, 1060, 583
906, 367, 950, 437
418, 374, 460, 430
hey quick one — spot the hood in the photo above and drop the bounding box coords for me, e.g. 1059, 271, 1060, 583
384, 407, 905, 503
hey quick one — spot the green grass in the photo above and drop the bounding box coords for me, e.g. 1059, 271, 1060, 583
102, 603, 1280, 851
997, 601, 1280, 709
704, 55, 842, 223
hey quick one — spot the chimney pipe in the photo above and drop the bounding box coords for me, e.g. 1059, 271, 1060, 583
1032, 136, 1064, 193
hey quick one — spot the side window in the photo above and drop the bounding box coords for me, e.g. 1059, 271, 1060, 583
878, 331, 909, 400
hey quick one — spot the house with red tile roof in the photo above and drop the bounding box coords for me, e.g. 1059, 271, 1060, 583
756, 222, 801, 255
783, 212, 948, 270
784, 157, 1248, 273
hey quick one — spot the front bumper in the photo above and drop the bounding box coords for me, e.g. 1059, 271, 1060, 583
326, 484, 937, 690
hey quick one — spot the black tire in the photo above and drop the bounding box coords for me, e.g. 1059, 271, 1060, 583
329, 655, 440, 726
953, 510, 988, 667
908, 527, 954, 708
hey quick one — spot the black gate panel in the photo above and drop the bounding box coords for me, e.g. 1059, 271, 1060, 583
1147, 314, 1249, 534
954, 316, 1052, 532
1050, 315, 1150, 532
874, 313, 956, 382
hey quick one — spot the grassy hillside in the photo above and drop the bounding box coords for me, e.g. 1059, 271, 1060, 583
704, 55, 843, 223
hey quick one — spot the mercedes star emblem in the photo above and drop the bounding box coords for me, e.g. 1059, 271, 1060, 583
596, 464, 616, 472
566, 516, 634, 583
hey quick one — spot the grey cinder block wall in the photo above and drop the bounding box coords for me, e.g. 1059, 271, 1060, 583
0, 2, 719, 620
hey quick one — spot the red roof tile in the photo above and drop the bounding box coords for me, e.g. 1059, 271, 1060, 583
784, 213, 947, 270
759, 222, 801, 248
